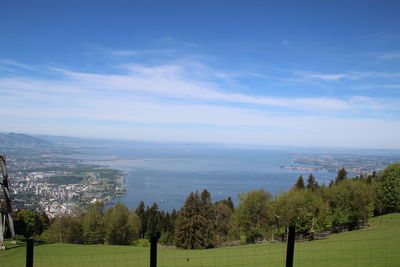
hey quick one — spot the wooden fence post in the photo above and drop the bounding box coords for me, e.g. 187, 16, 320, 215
26, 239, 34, 267
286, 225, 296, 267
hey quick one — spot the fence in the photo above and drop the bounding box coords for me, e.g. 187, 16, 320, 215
1, 232, 399, 267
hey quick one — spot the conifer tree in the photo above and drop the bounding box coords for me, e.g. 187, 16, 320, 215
226, 196, 235, 211
145, 202, 160, 239
200, 190, 215, 247
175, 191, 215, 249
135, 201, 147, 238
335, 168, 347, 184
294, 175, 305, 190
306, 174, 318, 190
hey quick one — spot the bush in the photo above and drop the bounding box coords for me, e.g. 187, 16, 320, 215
134, 239, 150, 247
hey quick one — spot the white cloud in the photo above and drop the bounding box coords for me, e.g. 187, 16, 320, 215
0, 59, 38, 71
109, 49, 176, 57
308, 73, 349, 81
111, 50, 138, 56
43, 65, 350, 111
379, 52, 400, 60
0, 60, 399, 148
294, 71, 352, 81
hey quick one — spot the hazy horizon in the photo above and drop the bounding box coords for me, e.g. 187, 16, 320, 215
4, 131, 400, 153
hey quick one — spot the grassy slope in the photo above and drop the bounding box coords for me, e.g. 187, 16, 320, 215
1, 213, 399, 267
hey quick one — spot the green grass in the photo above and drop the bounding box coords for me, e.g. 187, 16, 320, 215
1, 213, 399, 267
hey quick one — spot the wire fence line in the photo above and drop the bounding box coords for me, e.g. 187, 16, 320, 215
0, 236, 399, 267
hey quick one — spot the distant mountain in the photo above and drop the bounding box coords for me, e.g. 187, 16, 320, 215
0, 132, 51, 148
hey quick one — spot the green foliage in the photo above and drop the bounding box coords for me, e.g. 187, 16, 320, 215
274, 189, 307, 226
42, 215, 84, 243
135, 201, 146, 239
104, 202, 140, 245
145, 202, 160, 239
48, 175, 84, 184
20, 163, 399, 251
213, 200, 233, 246
294, 175, 305, 190
133, 238, 150, 247
158, 231, 171, 245
295, 191, 331, 234
233, 189, 272, 243
14, 210, 48, 239
3, 213, 399, 266
326, 179, 374, 230
174, 190, 215, 249
199, 189, 215, 245
82, 202, 105, 244
379, 163, 400, 213
335, 168, 347, 184
306, 174, 318, 190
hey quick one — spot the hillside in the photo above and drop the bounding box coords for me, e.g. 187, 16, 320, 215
0, 132, 50, 149
1, 213, 399, 267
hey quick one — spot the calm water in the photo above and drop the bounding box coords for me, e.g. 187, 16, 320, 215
78, 142, 335, 211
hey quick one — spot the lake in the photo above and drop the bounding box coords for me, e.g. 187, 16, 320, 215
76, 141, 335, 211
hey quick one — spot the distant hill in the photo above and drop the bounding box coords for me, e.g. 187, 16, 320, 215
0, 132, 51, 148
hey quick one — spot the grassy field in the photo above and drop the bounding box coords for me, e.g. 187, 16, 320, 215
1, 213, 399, 267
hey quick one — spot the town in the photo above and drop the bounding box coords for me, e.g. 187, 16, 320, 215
0, 133, 127, 218
11, 167, 127, 218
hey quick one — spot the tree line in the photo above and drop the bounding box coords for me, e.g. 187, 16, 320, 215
10, 163, 400, 249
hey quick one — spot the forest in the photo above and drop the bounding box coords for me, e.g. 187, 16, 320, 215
11, 163, 400, 250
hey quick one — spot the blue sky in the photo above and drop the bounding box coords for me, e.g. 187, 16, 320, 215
1, 0, 400, 148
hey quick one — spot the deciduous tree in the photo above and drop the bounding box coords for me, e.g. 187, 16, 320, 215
379, 163, 400, 213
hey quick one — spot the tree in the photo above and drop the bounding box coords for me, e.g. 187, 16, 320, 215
82, 202, 105, 244
294, 175, 305, 190
273, 189, 308, 229
158, 211, 176, 245
199, 190, 215, 246
213, 200, 233, 246
135, 201, 147, 238
335, 168, 347, 184
233, 189, 272, 243
225, 196, 235, 211
306, 174, 318, 190
370, 177, 385, 216
325, 179, 374, 231
104, 202, 140, 245
295, 190, 331, 235
145, 202, 160, 239
379, 163, 400, 213
43, 215, 84, 244
161, 209, 178, 245
14, 210, 48, 239
175, 191, 215, 249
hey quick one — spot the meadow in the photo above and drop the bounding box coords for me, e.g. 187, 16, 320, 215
1, 213, 399, 267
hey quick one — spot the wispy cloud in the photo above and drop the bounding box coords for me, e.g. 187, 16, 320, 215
294, 71, 351, 81
309, 73, 349, 81
0, 59, 38, 71
45, 64, 353, 111
0, 59, 399, 148
110, 49, 177, 57
378, 52, 400, 59
294, 70, 400, 84
3, 60, 400, 115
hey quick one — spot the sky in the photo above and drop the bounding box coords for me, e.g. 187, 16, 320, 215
1, 0, 400, 149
